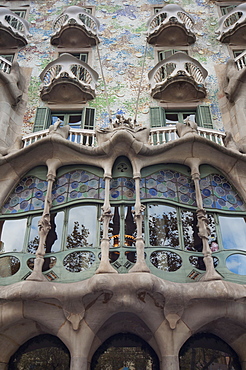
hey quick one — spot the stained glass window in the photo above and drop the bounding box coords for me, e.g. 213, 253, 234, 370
110, 178, 135, 201
200, 174, 246, 211
1, 176, 47, 214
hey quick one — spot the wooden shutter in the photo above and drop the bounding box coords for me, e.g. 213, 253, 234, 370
33, 108, 52, 132
196, 105, 213, 129
150, 107, 166, 127
82, 107, 96, 130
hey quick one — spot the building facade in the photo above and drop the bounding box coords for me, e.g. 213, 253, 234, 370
0, 0, 246, 369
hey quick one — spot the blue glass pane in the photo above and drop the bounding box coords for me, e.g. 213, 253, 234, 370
226, 254, 246, 275
219, 216, 246, 250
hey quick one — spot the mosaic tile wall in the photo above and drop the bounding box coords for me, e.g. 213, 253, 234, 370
15, 0, 230, 134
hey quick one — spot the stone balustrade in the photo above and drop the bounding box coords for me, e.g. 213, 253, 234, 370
216, 4, 246, 44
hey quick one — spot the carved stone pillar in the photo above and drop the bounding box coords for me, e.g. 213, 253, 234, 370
96, 175, 117, 274
129, 176, 150, 273
192, 171, 222, 281
27, 173, 56, 281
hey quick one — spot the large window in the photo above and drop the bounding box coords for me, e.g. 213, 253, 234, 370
33, 107, 96, 132
150, 106, 214, 129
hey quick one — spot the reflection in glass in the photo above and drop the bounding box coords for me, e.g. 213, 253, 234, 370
28, 212, 64, 254
182, 211, 217, 252
63, 251, 95, 272
0, 256, 20, 277
0, 218, 26, 252
66, 206, 97, 248
148, 204, 179, 248
219, 216, 246, 250
109, 206, 120, 247
226, 254, 246, 275
150, 251, 182, 271
124, 206, 136, 246
108, 206, 137, 247
189, 256, 219, 271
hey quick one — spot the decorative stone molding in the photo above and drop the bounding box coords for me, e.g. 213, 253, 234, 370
216, 3, 246, 44
0, 8, 30, 48
147, 4, 196, 46
176, 116, 198, 138
148, 52, 207, 101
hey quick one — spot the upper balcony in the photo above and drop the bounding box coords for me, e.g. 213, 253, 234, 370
234, 49, 246, 70
148, 52, 207, 102
0, 56, 12, 73
0, 8, 30, 48
147, 4, 196, 46
50, 6, 100, 48
216, 4, 246, 44
39, 53, 99, 104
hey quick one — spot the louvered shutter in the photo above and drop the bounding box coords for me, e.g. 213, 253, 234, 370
82, 107, 96, 130
150, 107, 166, 127
33, 108, 52, 132
196, 105, 213, 129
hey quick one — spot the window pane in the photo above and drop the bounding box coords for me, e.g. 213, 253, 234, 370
182, 113, 196, 122
46, 212, 64, 252
165, 113, 179, 124
52, 114, 64, 126
124, 206, 136, 246
68, 115, 81, 128
0, 219, 26, 252
66, 206, 97, 248
219, 216, 246, 250
148, 204, 179, 248
109, 206, 120, 247
27, 216, 40, 253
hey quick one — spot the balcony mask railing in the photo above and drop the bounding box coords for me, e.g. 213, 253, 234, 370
0, 56, 12, 74
22, 125, 225, 148
234, 50, 246, 70
149, 126, 226, 146
216, 4, 246, 41
39, 53, 99, 91
0, 8, 30, 38
147, 4, 195, 35
148, 52, 208, 90
52, 6, 100, 37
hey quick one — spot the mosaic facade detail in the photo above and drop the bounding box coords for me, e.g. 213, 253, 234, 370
141, 170, 196, 206
110, 178, 135, 201
1, 177, 48, 214
200, 174, 246, 211
52, 170, 105, 206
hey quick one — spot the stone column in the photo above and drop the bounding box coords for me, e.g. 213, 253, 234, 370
129, 175, 150, 273
160, 355, 179, 370
96, 175, 117, 274
70, 356, 88, 370
0, 362, 7, 370
191, 169, 222, 281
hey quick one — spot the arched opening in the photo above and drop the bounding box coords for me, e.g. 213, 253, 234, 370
179, 333, 241, 369
91, 333, 160, 370
8, 334, 70, 370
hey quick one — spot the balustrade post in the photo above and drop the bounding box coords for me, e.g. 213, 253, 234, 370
129, 176, 150, 273
96, 175, 117, 274
27, 172, 56, 282
191, 170, 222, 281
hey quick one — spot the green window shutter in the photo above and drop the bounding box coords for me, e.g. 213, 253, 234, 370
150, 107, 166, 127
196, 105, 213, 129
82, 107, 96, 130
33, 108, 52, 132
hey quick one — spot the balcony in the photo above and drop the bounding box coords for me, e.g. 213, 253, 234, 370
0, 8, 30, 48
148, 52, 207, 102
234, 50, 246, 70
147, 4, 195, 46
50, 6, 100, 48
216, 4, 246, 44
39, 53, 99, 103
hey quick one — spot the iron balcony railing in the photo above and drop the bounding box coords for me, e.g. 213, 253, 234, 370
148, 52, 208, 91
147, 4, 195, 35
0, 8, 30, 39
22, 126, 225, 148
52, 6, 100, 38
0, 56, 12, 74
39, 53, 98, 91
216, 4, 246, 41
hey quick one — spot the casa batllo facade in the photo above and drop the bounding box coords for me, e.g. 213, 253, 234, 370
0, 0, 246, 369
